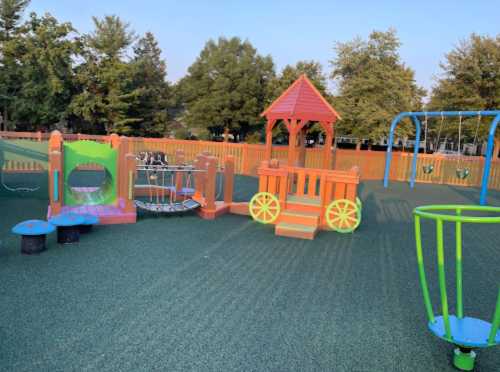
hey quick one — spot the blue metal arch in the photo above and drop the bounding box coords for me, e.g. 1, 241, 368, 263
383, 111, 500, 205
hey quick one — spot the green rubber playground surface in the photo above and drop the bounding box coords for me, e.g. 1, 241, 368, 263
0, 175, 499, 371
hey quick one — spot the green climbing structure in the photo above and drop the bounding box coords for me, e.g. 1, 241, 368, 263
63, 141, 118, 206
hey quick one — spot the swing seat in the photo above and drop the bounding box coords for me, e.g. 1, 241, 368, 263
456, 168, 470, 180
422, 165, 434, 174
429, 315, 500, 348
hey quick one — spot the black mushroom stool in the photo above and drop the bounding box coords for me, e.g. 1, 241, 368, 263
49, 213, 85, 244
12, 220, 55, 254
78, 214, 100, 234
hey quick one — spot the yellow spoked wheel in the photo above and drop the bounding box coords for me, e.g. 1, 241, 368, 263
325, 198, 361, 233
249, 192, 280, 224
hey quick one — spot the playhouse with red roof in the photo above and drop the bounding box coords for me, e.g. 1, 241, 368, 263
261, 74, 341, 168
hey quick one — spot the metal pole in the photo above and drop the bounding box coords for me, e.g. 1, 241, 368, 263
479, 114, 500, 205
383, 113, 405, 188
410, 116, 422, 188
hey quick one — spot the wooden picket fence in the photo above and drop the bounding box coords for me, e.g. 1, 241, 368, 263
1, 131, 499, 190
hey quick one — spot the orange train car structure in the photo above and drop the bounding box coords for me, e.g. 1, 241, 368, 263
231, 160, 361, 239
231, 74, 362, 239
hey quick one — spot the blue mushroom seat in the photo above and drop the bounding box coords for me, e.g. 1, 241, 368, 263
49, 213, 85, 227
77, 213, 100, 233
12, 220, 55, 236
12, 220, 55, 254
49, 213, 85, 244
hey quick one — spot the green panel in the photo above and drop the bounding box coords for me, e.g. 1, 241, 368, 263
63, 141, 117, 206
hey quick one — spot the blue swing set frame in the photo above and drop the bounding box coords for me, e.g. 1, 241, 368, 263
383, 111, 500, 205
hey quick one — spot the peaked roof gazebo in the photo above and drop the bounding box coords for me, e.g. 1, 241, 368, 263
261, 74, 341, 169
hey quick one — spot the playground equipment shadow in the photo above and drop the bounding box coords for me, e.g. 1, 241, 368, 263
0, 176, 499, 371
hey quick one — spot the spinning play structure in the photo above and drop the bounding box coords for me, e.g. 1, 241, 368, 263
47, 131, 235, 224
413, 205, 500, 370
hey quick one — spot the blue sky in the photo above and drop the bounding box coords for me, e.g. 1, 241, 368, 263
29, 0, 498, 93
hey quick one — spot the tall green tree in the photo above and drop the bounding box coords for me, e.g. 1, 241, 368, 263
0, 0, 29, 130
428, 34, 500, 147
128, 32, 169, 137
11, 13, 77, 131
330, 29, 425, 145
0, 0, 28, 39
178, 37, 275, 140
69, 15, 140, 134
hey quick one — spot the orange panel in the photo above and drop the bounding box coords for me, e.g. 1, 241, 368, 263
324, 181, 333, 206
278, 175, 288, 202
334, 183, 346, 200
268, 175, 277, 194
296, 171, 305, 196
259, 175, 267, 192
345, 183, 356, 202
308, 173, 317, 197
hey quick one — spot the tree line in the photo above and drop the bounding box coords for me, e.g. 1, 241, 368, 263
0, 0, 499, 148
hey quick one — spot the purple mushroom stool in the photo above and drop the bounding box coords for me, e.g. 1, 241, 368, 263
12, 220, 55, 254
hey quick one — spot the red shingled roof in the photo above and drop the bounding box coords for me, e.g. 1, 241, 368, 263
261, 74, 341, 123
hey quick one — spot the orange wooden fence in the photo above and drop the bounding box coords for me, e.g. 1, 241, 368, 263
1, 131, 499, 190
1, 159, 45, 173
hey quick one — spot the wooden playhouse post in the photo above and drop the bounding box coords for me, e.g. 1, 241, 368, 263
204, 156, 217, 212
193, 156, 205, 202
175, 149, 185, 193
264, 119, 275, 161
323, 123, 334, 169
298, 128, 307, 167
287, 119, 298, 167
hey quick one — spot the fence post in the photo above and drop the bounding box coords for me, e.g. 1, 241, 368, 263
224, 156, 234, 204
242, 143, 249, 175
494, 139, 500, 159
